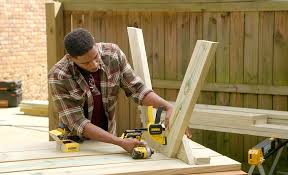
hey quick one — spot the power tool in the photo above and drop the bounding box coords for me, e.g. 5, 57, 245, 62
248, 138, 288, 165
49, 127, 80, 153
131, 146, 154, 159
248, 138, 288, 175
146, 106, 167, 145
121, 106, 167, 159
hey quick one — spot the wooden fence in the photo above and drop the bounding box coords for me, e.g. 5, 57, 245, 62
47, 0, 288, 172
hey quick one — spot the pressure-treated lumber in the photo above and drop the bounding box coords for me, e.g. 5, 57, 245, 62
127, 27, 152, 127
127, 27, 165, 153
0, 141, 241, 175
127, 27, 212, 164
19, 100, 48, 117
152, 79, 288, 96
165, 40, 218, 158
188, 104, 288, 139
177, 135, 212, 165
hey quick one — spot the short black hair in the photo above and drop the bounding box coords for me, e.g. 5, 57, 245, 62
64, 28, 94, 57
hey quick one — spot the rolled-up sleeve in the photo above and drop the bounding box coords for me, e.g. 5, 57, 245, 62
48, 76, 90, 137
117, 47, 153, 104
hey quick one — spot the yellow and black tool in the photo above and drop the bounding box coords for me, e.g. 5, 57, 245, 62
121, 106, 167, 159
248, 138, 288, 175
49, 128, 80, 153
131, 146, 154, 159
146, 106, 167, 145
121, 129, 154, 159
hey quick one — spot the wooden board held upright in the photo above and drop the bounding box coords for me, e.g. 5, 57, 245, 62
164, 40, 218, 158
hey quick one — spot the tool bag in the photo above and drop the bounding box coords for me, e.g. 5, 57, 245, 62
0, 80, 22, 91
0, 80, 22, 107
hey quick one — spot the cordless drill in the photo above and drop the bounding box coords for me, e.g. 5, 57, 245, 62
121, 106, 167, 159
121, 128, 154, 159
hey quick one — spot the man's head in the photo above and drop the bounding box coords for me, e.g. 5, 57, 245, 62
64, 28, 100, 72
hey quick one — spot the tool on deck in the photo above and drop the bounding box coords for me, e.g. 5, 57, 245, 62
248, 138, 288, 175
49, 127, 80, 153
121, 106, 167, 159
131, 146, 154, 159
121, 129, 154, 159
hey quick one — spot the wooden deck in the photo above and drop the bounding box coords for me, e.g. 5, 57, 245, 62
0, 140, 243, 175
0, 107, 245, 174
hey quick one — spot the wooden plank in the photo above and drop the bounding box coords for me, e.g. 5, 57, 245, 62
229, 12, 244, 108
0, 140, 240, 174
258, 12, 274, 110
176, 12, 190, 81
1, 156, 240, 175
127, 27, 152, 89
215, 12, 230, 106
200, 12, 216, 105
115, 11, 131, 135
152, 12, 165, 98
243, 11, 259, 165
19, 100, 48, 117
127, 27, 209, 164
128, 11, 142, 130
243, 12, 259, 109
201, 12, 217, 151
189, 123, 288, 140
91, 11, 106, 42
214, 12, 230, 156
164, 12, 178, 101
140, 11, 153, 80
0, 140, 122, 153
127, 27, 151, 127
57, 0, 264, 3
164, 40, 218, 158
0, 141, 126, 163
273, 12, 288, 111
0, 152, 168, 174
46, 2, 64, 133
105, 11, 116, 43
195, 104, 288, 120
190, 171, 247, 175
189, 12, 203, 145
177, 136, 211, 165
60, 1, 288, 12
151, 80, 288, 96
229, 12, 244, 162
83, 11, 93, 31
273, 11, 288, 167
63, 11, 72, 35
71, 11, 84, 29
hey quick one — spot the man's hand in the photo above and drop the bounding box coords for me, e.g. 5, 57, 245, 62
164, 105, 192, 139
164, 104, 173, 129
185, 127, 193, 139
119, 138, 146, 153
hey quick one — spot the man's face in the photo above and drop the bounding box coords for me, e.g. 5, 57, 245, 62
71, 45, 100, 72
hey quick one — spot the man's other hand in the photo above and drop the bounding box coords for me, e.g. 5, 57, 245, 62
185, 127, 193, 139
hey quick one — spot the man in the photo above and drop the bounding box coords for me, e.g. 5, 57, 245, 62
48, 28, 173, 153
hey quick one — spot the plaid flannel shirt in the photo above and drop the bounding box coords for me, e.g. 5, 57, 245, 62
48, 43, 152, 137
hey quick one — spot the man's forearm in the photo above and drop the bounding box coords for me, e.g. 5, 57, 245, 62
142, 91, 172, 110
83, 123, 122, 146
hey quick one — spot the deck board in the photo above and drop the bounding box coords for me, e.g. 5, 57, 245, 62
0, 140, 241, 174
